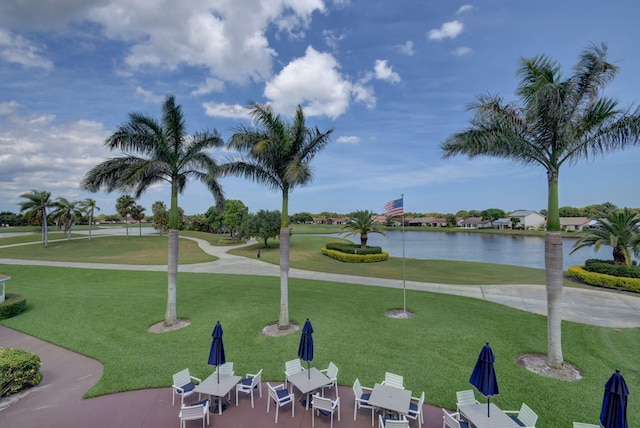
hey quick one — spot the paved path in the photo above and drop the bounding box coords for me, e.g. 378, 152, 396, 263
1, 235, 640, 328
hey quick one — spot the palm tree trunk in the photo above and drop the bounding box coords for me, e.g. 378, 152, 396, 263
165, 228, 178, 326
278, 188, 290, 329
545, 174, 563, 368
88, 213, 93, 240
42, 210, 48, 247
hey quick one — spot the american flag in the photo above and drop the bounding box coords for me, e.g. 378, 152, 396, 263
384, 198, 404, 217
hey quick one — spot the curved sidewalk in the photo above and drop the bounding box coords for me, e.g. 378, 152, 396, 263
2, 236, 640, 328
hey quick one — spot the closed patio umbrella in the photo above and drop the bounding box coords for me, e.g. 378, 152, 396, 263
208, 321, 226, 384
298, 318, 314, 379
469, 342, 499, 417
600, 369, 629, 428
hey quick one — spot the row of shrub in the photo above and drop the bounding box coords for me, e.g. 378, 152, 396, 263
325, 242, 383, 255
321, 248, 389, 263
584, 259, 640, 279
0, 293, 26, 320
0, 348, 43, 397
568, 266, 640, 293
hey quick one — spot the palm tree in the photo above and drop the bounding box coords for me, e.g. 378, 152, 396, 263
116, 194, 136, 237
571, 208, 640, 265
18, 189, 52, 246
81, 94, 225, 327
51, 197, 83, 240
440, 43, 640, 368
225, 102, 333, 329
130, 204, 146, 237
340, 210, 388, 248
82, 198, 100, 240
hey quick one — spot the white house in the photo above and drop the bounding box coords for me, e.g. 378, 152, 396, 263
507, 210, 546, 230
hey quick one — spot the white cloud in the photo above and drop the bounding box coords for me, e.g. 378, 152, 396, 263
336, 135, 360, 144
0, 29, 53, 70
457, 5, 474, 15
191, 78, 225, 96
374, 60, 401, 84
135, 87, 164, 104
0, 101, 20, 115
264, 46, 361, 119
202, 102, 249, 119
427, 20, 464, 41
323, 29, 348, 50
452, 47, 472, 56
394, 40, 414, 56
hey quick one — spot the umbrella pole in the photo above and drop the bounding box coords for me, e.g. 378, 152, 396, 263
307, 361, 310, 379
217, 368, 220, 384
487, 397, 490, 417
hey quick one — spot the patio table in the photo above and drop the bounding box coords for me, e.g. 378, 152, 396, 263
194, 373, 242, 415
367, 383, 411, 418
458, 403, 521, 428
287, 367, 332, 410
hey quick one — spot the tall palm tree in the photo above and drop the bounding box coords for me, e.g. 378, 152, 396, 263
81, 94, 225, 327
571, 208, 640, 265
51, 197, 83, 240
440, 43, 640, 368
340, 210, 388, 248
225, 102, 333, 329
82, 198, 100, 240
130, 204, 146, 237
18, 189, 52, 246
116, 194, 136, 237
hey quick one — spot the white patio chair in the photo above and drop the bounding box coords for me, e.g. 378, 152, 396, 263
266, 382, 295, 423
455, 389, 479, 414
320, 361, 339, 397
179, 399, 209, 428
284, 358, 304, 392
236, 368, 263, 408
172, 368, 201, 406
504, 403, 538, 427
573, 423, 600, 428
381, 372, 404, 389
406, 390, 424, 426
213, 361, 234, 375
353, 378, 375, 426
312, 393, 340, 428
379, 414, 409, 428
442, 408, 469, 428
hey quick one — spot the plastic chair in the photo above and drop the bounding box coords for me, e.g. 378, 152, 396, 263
379, 414, 409, 427
320, 361, 339, 397
179, 399, 209, 428
381, 372, 404, 389
455, 390, 479, 414
312, 393, 340, 428
353, 378, 375, 426
236, 368, 263, 408
284, 359, 304, 392
172, 368, 201, 406
573, 424, 600, 428
442, 408, 469, 428
406, 390, 425, 426
266, 382, 295, 423
504, 403, 538, 427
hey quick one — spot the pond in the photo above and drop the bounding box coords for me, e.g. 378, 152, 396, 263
340, 230, 630, 270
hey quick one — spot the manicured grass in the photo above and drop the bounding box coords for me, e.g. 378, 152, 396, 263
0, 263, 637, 426
0, 236, 216, 264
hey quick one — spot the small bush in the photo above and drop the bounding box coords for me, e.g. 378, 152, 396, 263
322, 248, 389, 263
0, 293, 26, 320
325, 242, 382, 255
568, 265, 640, 292
584, 259, 640, 279
0, 348, 43, 397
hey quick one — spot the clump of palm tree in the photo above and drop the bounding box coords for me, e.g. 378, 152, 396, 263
340, 210, 388, 249
81, 94, 225, 327
440, 43, 640, 368
81, 198, 100, 240
224, 102, 333, 329
571, 208, 640, 265
116, 194, 136, 237
51, 197, 83, 240
18, 189, 52, 246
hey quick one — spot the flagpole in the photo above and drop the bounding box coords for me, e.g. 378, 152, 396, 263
401, 194, 406, 315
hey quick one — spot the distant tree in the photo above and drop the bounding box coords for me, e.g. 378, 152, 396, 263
468, 210, 482, 218
204, 205, 224, 233
81, 198, 100, 240
583, 202, 618, 219
340, 210, 388, 249
240, 209, 281, 247
151, 201, 169, 234
455, 210, 470, 218
571, 208, 640, 265
183, 214, 209, 232
18, 189, 52, 246
559, 206, 582, 217
510, 217, 521, 230
291, 212, 314, 223
222, 199, 249, 240
130, 204, 146, 237
318, 211, 338, 218
481, 208, 506, 222
540, 209, 548, 217
0, 211, 25, 226
51, 197, 83, 240
116, 194, 136, 236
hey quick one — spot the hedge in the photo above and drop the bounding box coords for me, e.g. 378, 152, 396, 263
322, 248, 389, 263
0, 348, 43, 397
568, 265, 640, 293
584, 259, 640, 279
325, 242, 383, 255
0, 293, 26, 320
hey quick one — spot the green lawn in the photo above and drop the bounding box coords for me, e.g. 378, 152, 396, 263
0, 264, 636, 426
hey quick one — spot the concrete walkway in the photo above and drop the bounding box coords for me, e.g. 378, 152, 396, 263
1, 235, 640, 328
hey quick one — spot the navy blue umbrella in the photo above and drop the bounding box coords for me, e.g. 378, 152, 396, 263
469, 342, 499, 417
297, 318, 314, 379
208, 321, 226, 383
600, 369, 629, 428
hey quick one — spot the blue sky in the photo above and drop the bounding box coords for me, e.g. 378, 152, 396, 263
1, 0, 638, 216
